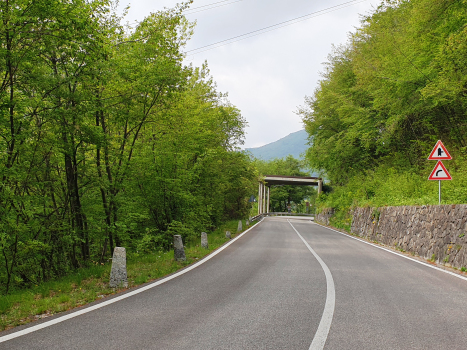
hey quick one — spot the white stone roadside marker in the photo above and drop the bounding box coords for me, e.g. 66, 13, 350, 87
174, 235, 186, 261
201, 232, 208, 249
109, 247, 128, 288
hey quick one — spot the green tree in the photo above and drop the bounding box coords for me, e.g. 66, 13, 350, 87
0, 0, 255, 295
299, 0, 467, 186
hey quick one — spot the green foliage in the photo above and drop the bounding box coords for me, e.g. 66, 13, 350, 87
300, 0, 467, 185
0, 0, 256, 295
166, 221, 194, 246
316, 161, 467, 208
314, 162, 467, 229
136, 228, 163, 254
301, 0, 467, 222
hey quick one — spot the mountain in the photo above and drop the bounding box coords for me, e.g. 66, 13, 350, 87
245, 129, 309, 161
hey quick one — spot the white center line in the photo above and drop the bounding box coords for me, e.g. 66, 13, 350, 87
288, 220, 335, 350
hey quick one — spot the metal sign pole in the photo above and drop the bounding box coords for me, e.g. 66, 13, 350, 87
439, 180, 441, 205
428, 140, 451, 205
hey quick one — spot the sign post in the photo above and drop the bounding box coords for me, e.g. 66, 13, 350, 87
439, 180, 441, 204
428, 141, 452, 204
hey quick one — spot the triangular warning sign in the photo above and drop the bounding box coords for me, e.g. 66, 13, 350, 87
428, 161, 452, 180
428, 140, 452, 160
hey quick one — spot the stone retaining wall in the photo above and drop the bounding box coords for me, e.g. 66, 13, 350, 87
350, 205, 467, 269
316, 208, 335, 226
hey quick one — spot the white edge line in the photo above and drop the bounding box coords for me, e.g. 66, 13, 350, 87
287, 220, 335, 350
0, 219, 265, 343
312, 221, 467, 282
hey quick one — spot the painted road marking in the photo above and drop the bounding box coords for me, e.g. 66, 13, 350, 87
312, 221, 467, 283
0, 219, 264, 343
288, 220, 335, 350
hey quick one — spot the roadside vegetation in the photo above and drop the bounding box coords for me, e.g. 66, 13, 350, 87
298, 0, 467, 227
0, 0, 257, 297
0, 219, 252, 331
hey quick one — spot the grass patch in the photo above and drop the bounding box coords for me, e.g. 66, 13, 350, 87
315, 162, 467, 230
327, 209, 352, 232
0, 219, 252, 332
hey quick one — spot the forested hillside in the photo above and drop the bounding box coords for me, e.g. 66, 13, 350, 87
245, 129, 308, 160
0, 0, 255, 294
299, 0, 467, 220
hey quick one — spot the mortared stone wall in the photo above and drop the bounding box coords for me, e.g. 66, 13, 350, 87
318, 205, 467, 269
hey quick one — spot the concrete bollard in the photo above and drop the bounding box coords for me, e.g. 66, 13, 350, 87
245, 220, 250, 227
237, 220, 243, 232
173, 235, 186, 261
109, 247, 128, 288
201, 232, 208, 249
225, 231, 231, 239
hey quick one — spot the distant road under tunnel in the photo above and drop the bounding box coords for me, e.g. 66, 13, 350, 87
2, 217, 467, 349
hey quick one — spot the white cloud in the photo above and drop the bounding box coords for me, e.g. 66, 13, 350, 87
118, 0, 382, 148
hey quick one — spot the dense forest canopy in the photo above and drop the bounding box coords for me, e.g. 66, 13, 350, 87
299, 0, 467, 212
0, 0, 256, 294
300, 0, 467, 185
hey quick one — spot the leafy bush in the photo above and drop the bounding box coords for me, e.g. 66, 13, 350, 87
300, 0, 467, 228
136, 228, 163, 254
166, 221, 196, 246
315, 160, 467, 229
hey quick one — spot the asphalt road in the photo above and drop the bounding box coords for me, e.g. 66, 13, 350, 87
1, 217, 467, 349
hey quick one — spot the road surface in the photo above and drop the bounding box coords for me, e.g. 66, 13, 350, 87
1, 217, 467, 349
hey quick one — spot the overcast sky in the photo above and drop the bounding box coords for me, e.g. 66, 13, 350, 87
117, 0, 382, 148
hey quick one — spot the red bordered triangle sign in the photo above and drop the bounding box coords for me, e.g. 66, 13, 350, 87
428, 161, 452, 180
428, 140, 452, 160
